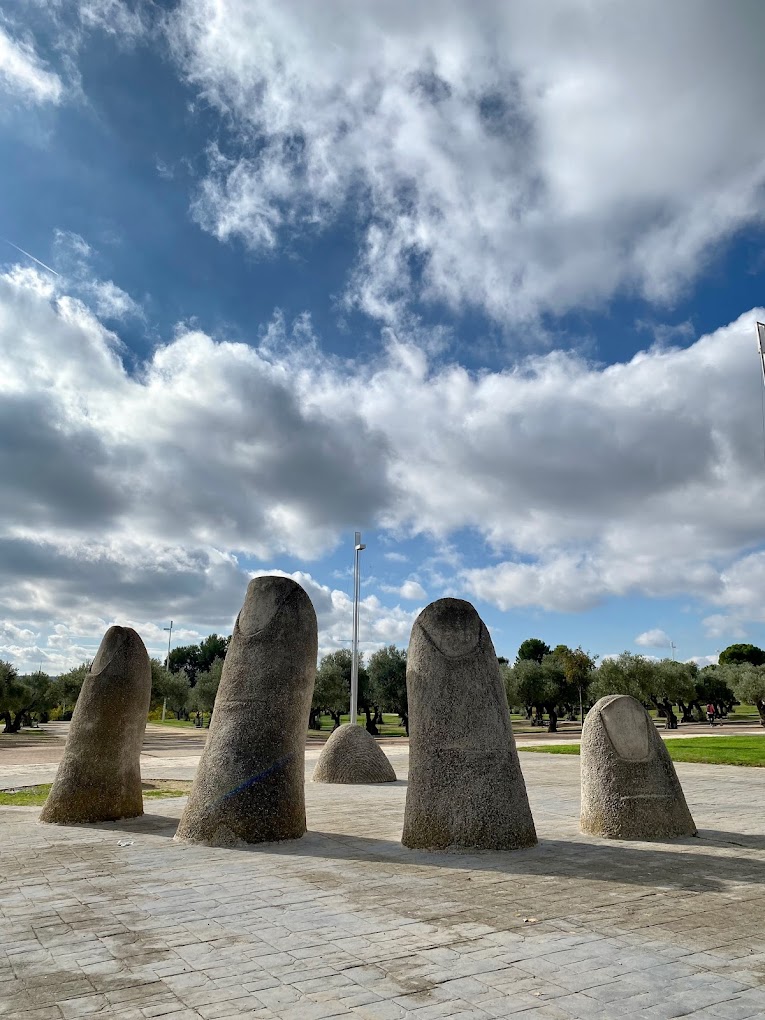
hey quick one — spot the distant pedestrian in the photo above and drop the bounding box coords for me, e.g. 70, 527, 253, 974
706, 703, 716, 726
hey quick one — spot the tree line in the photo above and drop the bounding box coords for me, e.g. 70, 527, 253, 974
502, 639, 765, 731
160, 640, 409, 732
0, 634, 229, 732
0, 636, 408, 735
2, 636, 764, 735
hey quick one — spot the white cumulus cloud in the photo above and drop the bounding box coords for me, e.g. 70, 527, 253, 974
0, 23, 63, 105
251, 570, 419, 660
382, 578, 427, 601
399, 580, 426, 601
635, 629, 672, 649
168, 0, 765, 326
2, 257, 765, 668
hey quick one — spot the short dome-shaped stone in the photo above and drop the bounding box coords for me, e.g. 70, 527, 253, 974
313, 723, 397, 784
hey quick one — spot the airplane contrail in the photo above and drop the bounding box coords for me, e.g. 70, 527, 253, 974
3, 239, 60, 276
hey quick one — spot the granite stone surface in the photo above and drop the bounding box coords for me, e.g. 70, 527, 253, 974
175, 575, 317, 846
313, 723, 397, 784
40, 626, 151, 825
402, 597, 537, 851
581, 694, 697, 839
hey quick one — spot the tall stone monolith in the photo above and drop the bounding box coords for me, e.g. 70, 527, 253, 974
402, 598, 537, 851
175, 575, 317, 846
40, 626, 151, 825
580, 695, 696, 839
313, 723, 397, 784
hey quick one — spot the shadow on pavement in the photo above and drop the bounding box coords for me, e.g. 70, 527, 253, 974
696, 828, 765, 850
75, 812, 765, 893
277, 830, 765, 893
73, 810, 183, 838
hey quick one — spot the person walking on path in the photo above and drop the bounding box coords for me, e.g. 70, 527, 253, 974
706, 703, 716, 726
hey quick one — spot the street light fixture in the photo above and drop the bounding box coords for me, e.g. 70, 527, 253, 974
164, 621, 174, 669
350, 532, 366, 726
162, 621, 173, 723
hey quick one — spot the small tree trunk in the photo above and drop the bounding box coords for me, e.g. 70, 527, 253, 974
364, 704, 379, 735
689, 700, 705, 722
648, 694, 667, 720
677, 700, 694, 723
9, 707, 33, 733
662, 700, 678, 730
1, 711, 11, 733
547, 707, 558, 733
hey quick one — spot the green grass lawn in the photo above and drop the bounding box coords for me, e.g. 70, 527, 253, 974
519, 734, 765, 767
150, 712, 408, 736
0, 728, 52, 738
0, 783, 191, 807
309, 713, 407, 737
149, 717, 202, 729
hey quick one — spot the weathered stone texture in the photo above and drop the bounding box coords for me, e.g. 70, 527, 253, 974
402, 597, 537, 851
175, 575, 317, 846
313, 723, 397, 784
40, 626, 151, 824
580, 694, 697, 839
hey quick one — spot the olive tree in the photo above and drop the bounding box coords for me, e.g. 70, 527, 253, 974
590, 651, 657, 704
190, 657, 224, 724
504, 656, 569, 731
649, 659, 698, 728
311, 658, 349, 730
0, 663, 57, 732
367, 645, 408, 733
726, 664, 765, 726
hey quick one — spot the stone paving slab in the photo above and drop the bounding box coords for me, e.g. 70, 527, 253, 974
3, 752, 765, 1018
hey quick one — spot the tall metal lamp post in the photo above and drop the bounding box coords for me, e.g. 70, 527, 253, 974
162, 621, 173, 723
350, 532, 366, 725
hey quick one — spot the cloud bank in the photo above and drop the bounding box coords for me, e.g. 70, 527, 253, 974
169, 0, 765, 325
1, 260, 765, 669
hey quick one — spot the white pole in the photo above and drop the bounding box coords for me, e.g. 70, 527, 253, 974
350, 532, 365, 725
162, 620, 173, 723
757, 322, 765, 386
165, 620, 173, 670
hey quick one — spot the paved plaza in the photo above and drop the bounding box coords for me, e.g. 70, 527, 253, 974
2, 734, 765, 1019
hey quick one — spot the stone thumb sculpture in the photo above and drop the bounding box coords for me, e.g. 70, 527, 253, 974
175, 575, 317, 847
402, 598, 537, 851
580, 695, 696, 839
40, 626, 151, 825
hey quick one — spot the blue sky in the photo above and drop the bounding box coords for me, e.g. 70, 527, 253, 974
1, 0, 765, 673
